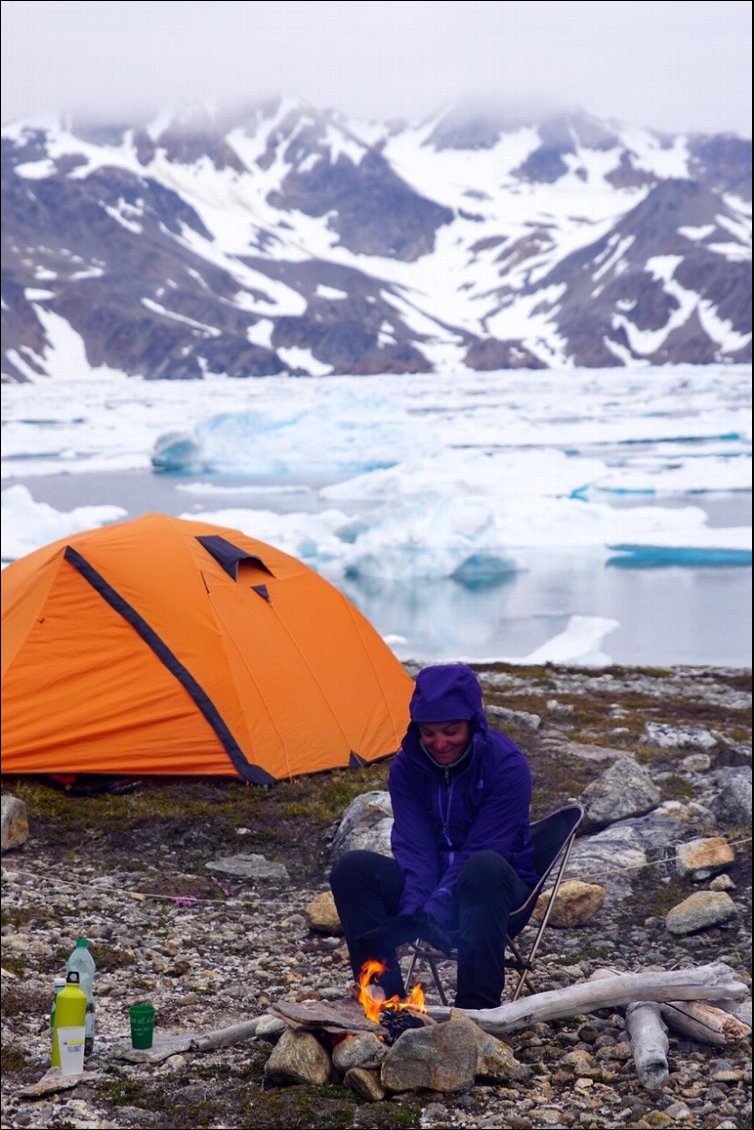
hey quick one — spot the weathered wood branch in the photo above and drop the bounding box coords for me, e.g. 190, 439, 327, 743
704, 996, 753, 1029
425, 962, 749, 1036
186, 964, 750, 1055
189, 1018, 266, 1051
659, 1000, 752, 1046
625, 1001, 669, 1092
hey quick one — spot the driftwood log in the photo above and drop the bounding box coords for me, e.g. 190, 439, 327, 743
190, 1018, 267, 1052
176, 963, 750, 1055
659, 1000, 752, 1046
705, 996, 753, 1028
426, 962, 749, 1036
625, 1001, 669, 1091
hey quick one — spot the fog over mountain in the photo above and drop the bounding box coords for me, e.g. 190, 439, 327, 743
3, 2, 751, 137
1, 98, 751, 382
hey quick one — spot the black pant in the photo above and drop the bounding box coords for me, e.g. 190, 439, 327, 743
329, 849, 532, 1009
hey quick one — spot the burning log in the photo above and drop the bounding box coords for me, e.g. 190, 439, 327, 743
379, 1009, 429, 1045
625, 1001, 669, 1092
356, 958, 429, 1025
424, 962, 749, 1036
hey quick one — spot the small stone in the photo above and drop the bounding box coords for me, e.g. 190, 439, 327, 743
305, 890, 343, 934
663, 1100, 692, 1121
532, 880, 605, 927
665, 890, 738, 934
343, 1066, 385, 1102
709, 874, 736, 891
332, 1032, 387, 1072
676, 836, 734, 881
711, 1069, 744, 1083
680, 753, 712, 772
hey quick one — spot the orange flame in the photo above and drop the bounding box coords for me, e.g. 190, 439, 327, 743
358, 959, 426, 1024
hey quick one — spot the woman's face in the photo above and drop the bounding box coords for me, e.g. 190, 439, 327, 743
417, 720, 471, 765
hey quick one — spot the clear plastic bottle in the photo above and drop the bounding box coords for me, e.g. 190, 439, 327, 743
65, 937, 96, 1056
51, 971, 87, 1067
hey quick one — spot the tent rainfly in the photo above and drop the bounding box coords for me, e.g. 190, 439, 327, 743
1, 514, 414, 784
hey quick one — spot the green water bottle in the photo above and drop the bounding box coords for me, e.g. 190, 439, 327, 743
51, 971, 87, 1068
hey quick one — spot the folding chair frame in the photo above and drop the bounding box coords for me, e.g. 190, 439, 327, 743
403, 803, 585, 1005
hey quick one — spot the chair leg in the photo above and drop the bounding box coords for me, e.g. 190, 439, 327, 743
507, 833, 579, 1003
506, 935, 533, 1002
405, 948, 419, 989
404, 945, 449, 1006
424, 954, 448, 1006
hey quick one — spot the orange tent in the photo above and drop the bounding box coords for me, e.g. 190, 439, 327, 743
1, 514, 413, 784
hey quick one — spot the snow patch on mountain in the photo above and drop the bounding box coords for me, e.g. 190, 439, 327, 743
1, 100, 750, 382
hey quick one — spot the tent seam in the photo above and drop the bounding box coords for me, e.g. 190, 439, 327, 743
63, 546, 274, 786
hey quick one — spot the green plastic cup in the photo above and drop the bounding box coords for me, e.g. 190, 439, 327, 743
129, 1002, 155, 1049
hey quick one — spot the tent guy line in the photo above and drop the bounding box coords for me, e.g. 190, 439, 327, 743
3, 837, 750, 912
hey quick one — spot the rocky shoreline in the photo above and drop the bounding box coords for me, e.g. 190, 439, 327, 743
1, 661, 751, 1129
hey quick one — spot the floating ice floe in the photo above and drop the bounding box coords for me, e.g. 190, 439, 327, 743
151, 388, 442, 480
0, 485, 126, 564
504, 615, 620, 667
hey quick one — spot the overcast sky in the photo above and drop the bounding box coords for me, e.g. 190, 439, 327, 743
1, 1, 751, 135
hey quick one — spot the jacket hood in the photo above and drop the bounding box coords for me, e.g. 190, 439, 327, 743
407, 664, 488, 732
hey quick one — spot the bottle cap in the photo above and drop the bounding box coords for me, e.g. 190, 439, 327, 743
66, 970, 81, 984
75, 937, 88, 947
54, 976, 67, 988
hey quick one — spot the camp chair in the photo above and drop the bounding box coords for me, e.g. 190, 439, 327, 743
403, 803, 585, 1004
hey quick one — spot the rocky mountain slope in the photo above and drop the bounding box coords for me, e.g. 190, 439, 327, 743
1, 100, 751, 382
1, 660, 751, 1129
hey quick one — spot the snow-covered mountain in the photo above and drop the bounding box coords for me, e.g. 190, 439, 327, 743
1, 98, 751, 382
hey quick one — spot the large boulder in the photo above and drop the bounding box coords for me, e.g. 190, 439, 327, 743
1, 794, 29, 853
330, 791, 394, 862
580, 758, 662, 829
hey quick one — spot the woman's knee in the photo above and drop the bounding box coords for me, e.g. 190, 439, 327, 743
329, 850, 375, 891
330, 850, 402, 902
457, 850, 518, 901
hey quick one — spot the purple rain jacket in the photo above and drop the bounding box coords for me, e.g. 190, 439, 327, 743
389, 664, 537, 928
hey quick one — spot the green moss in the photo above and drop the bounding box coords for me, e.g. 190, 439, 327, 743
280, 764, 391, 824
0, 907, 39, 929
561, 945, 615, 964
98, 1075, 153, 1107
89, 943, 136, 972
602, 665, 673, 679
0, 955, 30, 978
244, 1085, 419, 1129
0, 984, 50, 1019
0, 1041, 32, 1071
95, 1072, 420, 1130
660, 775, 695, 801
638, 875, 697, 917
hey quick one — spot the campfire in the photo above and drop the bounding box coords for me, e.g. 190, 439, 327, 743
260, 959, 748, 1097
357, 959, 428, 1044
